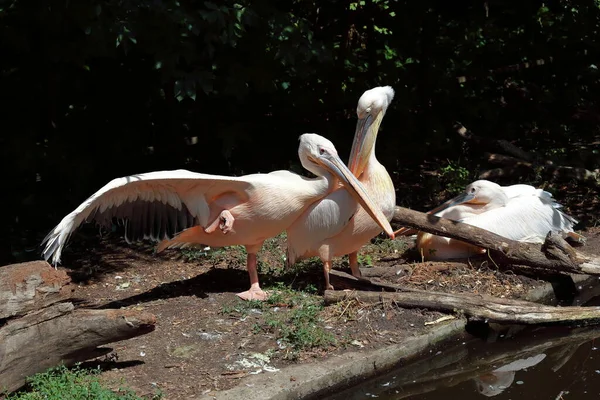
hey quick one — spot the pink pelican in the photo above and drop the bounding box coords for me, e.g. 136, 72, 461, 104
396, 180, 585, 261
286, 86, 397, 289
41, 133, 394, 300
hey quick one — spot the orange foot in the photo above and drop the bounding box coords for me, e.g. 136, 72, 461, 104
205, 210, 235, 234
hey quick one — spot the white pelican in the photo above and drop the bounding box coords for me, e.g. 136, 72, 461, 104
41, 133, 394, 300
286, 86, 397, 289
401, 180, 585, 261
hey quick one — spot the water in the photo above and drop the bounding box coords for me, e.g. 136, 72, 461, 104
320, 297, 600, 400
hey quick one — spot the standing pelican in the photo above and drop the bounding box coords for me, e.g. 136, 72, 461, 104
42, 133, 394, 300
286, 86, 397, 289
401, 180, 585, 261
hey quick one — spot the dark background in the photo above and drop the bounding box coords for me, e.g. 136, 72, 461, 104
2, 0, 599, 264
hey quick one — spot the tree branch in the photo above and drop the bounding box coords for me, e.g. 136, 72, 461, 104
324, 289, 600, 325
392, 206, 600, 275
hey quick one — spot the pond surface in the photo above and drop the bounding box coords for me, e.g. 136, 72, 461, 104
321, 295, 600, 400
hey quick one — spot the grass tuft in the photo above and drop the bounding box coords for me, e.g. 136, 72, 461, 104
5, 364, 162, 400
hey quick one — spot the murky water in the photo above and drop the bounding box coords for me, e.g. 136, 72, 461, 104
320, 296, 600, 400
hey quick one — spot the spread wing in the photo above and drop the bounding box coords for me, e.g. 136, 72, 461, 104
41, 169, 253, 265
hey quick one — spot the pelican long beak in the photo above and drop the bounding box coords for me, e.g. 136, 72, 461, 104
315, 152, 395, 239
427, 192, 476, 216
348, 110, 384, 177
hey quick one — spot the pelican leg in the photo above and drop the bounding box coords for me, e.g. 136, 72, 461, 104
204, 210, 235, 234
236, 252, 269, 301
323, 260, 335, 290
348, 251, 362, 278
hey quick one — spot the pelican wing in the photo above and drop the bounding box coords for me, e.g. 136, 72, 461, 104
502, 184, 576, 222
502, 184, 550, 200
42, 169, 253, 265
462, 196, 576, 243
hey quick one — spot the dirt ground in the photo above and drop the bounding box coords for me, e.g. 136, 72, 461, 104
46, 223, 600, 400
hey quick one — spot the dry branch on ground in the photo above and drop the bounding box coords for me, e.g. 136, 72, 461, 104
392, 206, 600, 276
324, 289, 600, 325
0, 261, 156, 393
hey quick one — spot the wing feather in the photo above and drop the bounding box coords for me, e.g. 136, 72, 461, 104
462, 196, 576, 243
41, 169, 253, 265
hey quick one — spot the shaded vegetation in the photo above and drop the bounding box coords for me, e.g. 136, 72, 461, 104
2, 0, 600, 264
221, 283, 335, 359
4, 364, 162, 399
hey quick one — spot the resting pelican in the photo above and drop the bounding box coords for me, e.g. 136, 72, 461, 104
286, 86, 397, 289
41, 133, 394, 300
398, 180, 585, 261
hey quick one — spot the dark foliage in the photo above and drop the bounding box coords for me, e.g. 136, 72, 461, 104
1, 0, 599, 263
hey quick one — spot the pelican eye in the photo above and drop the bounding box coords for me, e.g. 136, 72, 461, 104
319, 147, 326, 155
470, 187, 476, 193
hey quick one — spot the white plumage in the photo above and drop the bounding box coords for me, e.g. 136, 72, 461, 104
286, 86, 397, 289
416, 180, 584, 260
41, 133, 393, 300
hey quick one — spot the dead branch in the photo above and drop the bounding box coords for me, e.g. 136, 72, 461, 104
0, 303, 156, 393
0, 261, 73, 320
455, 123, 538, 162
324, 289, 600, 325
392, 206, 600, 275
0, 261, 157, 393
456, 123, 600, 189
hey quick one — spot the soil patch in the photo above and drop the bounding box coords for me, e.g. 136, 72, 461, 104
51, 225, 600, 399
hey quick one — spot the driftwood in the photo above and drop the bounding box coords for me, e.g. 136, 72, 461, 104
0, 261, 73, 319
0, 261, 156, 393
392, 206, 600, 276
324, 289, 600, 325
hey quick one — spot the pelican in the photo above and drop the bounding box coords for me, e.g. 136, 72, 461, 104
397, 180, 585, 261
286, 86, 397, 289
41, 133, 394, 300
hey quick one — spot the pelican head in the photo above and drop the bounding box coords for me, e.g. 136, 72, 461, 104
298, 133, 394, 239
430, 180, 509, 215
348, 86, 395, 176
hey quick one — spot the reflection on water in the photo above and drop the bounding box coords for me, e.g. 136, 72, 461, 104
319, 296, 600, 400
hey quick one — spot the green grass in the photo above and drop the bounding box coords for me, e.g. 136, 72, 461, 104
361, 236, 408, 258
221, 284, 335, 360
4, 364, 162, 400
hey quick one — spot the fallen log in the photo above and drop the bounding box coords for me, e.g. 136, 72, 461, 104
0, 303, 156, 392
0, 261, 72, 319
324, 289, 600, 325
392, 206, 600, 276
0, 261, 157, 393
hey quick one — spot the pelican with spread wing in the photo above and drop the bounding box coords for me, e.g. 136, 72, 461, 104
42, 133, 393, 300
396, 180, 585, 260
286, 86, 397, 289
